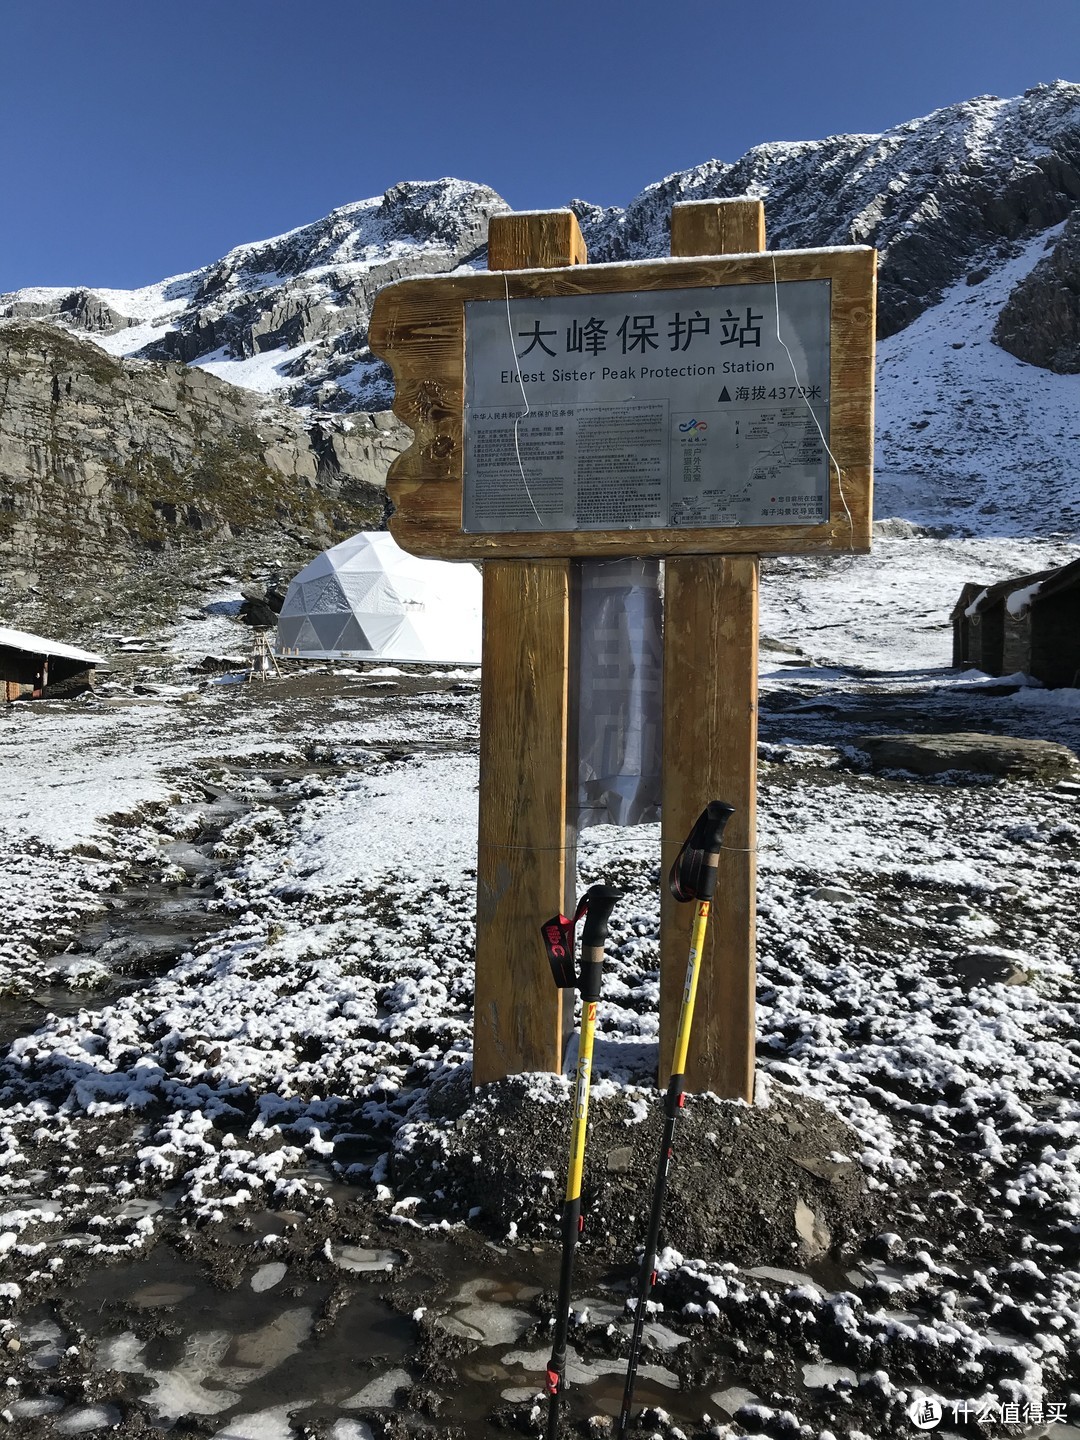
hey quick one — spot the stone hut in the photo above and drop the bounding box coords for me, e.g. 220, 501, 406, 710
953, 569, 1052, 677
953, 558, 1080, 686
0, 626, 105, 701
1009, 557, 1080, 688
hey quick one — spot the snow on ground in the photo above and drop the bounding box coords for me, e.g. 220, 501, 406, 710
762, 534, 1079, 671
0, 703, 181, 850
1, 658, 1078, 1432
165, 589, 247, 657
251, 754, 479, 897
875, 223, 1080, 535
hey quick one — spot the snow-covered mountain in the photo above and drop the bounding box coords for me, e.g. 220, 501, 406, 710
2, 82, 1079, 631
2, 178, 509, 415
5, 83, 1079, 430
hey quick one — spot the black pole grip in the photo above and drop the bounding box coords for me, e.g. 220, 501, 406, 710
577, 884, 622, 1004
579, 884, 621, 949
669, 800, 735, 903
700, 800, 735, 856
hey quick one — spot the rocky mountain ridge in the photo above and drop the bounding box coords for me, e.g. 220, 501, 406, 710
3, 83, 1080, 634
579, 84, 1080, 337
2, 178, 509, 415
5, 84, 1080, 415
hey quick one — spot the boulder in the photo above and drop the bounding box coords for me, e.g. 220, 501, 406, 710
951, 952, 1032, 987
856, 731, 1079, 780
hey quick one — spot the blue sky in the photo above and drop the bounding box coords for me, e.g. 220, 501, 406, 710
2, 0, 1079, 292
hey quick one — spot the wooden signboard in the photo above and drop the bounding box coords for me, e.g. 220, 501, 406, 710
369, 202, 876, 1097
369, 241, 874, 562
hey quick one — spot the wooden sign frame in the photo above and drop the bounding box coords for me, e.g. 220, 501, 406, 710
368, 247, 875, 561
365, 200, 874, 1098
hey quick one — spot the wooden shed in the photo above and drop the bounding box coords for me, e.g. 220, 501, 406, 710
1011, 557, 1080, 688
952, 569, 1052, 677
953, 557, 1080, 687
0, 626, 105, 701
950, 583, 985, 669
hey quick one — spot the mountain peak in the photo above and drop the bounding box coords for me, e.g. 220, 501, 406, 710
3, 83, 1080, 414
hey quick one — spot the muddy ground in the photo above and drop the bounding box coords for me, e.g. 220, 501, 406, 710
1, 654, 1079, 1440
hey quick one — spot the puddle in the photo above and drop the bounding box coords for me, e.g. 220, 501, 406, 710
498, 1343, 681, 1414
22, 1317, 65, 1370
1, 1196, 64, 1222
328, 1245, 402, 1275
160, 840, 220, 877
745, 1264, 827, 1293
44, 1241, 412, 1433
802, 1361, 858, 1388
16, 1227, 725, 1436
0, 989, 120, 1048
130, 1281, 199, 1309
56, 1404, 125, 1434
571, 1293, 688, 1353
5, 1396, 66, 1421
712, 1385, 763, 1417
0, 881, 234, 1049
878, 1308, 924, 1328
5, 1207, 910, 1437
341, 1369, 411, 1408
251, 1262, 288, 1293
117, 1198, 163, 1221
434, 1276, 538, 1346
210, 1407, 299, 1439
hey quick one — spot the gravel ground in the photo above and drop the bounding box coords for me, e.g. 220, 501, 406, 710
0, 645, 1078, 1439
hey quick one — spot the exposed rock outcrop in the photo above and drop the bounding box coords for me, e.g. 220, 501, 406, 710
993, 210, 1080, 371
0, 321, 408, 593
7, 289, 136, 335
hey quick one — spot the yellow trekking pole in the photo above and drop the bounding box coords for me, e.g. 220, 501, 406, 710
616, 800, 734, 1439
540, 883, 622, 1440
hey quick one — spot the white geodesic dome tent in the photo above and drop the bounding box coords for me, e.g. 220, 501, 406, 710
276, 531, 482, 664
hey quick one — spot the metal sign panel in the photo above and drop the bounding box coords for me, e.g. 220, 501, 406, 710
463, 281, 830, 534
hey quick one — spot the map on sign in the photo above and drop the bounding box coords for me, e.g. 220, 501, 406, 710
462, 280, 831, 533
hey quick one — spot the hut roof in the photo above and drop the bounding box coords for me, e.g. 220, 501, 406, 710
0, 625, 104, 666
1033, 555, 1080, 600
962, 569, 1054, 619
949, 582, 985, 622
1004, 555, 1080, 618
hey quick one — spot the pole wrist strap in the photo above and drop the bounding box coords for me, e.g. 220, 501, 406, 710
541, 892, 593, 990
669, 800, 735, 903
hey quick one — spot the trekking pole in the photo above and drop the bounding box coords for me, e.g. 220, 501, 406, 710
541, 882, 623, 1440
616, 800, 734, 1440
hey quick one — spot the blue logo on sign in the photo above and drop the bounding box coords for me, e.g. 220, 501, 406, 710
679, 419, 708, 432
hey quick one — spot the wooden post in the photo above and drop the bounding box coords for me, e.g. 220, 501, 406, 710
472, 211, 586, 1087
659, 199, 763, 1100
669, 198, 765, 257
